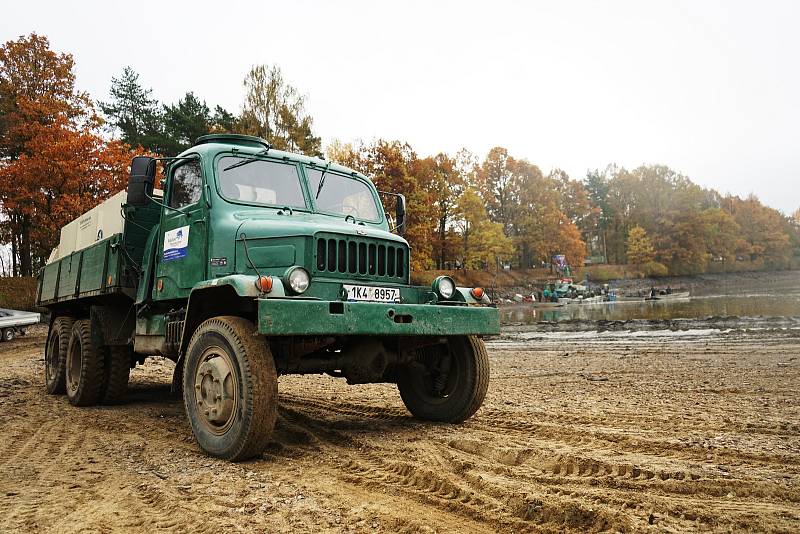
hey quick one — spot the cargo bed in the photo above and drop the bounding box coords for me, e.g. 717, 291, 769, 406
36, 233, 136, 306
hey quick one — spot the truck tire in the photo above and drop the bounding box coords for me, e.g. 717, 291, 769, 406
3, 328, 14, 341
45, 317, 74, 395
100, 346, 131, 404
65, 319, 105, 406
397, 335, 490, 423
182, 316, 277, 461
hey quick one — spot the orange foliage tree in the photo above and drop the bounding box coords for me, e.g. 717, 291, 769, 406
0, 33, 137, 275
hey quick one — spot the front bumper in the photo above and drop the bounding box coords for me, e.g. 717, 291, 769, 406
257, 299, 499, 336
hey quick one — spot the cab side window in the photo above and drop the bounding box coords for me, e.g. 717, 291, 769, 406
170, 160, 203, 208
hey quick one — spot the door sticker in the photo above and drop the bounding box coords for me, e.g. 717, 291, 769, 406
163, 225, 190, 261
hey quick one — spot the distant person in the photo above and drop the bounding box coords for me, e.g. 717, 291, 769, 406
650, 286, 657, 298
666, 285, 672, 295
543, 288, 550, 302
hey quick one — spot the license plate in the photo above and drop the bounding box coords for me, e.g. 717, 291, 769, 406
343, 284, 400, 302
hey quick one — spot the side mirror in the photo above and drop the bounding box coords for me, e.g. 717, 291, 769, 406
396, 194, 406, 236
127, 156, 156, 206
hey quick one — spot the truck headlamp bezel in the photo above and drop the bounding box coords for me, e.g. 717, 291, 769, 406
282, 266, 310, 295
432, 275, 456, 300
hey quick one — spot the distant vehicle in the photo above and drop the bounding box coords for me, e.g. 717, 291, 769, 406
35, 134, 499, 461
0, 308, 40, 341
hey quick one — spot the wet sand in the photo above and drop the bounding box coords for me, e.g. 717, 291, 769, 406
1, 324, 798, 532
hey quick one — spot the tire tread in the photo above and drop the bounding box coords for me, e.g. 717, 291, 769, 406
398, 335, 490, 423
45, 317, 74, 395
182, 316, 277, 461
100, 346, 130, 404
66, 319, 105, 406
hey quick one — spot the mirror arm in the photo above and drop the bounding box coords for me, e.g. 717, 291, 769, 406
145, 191, 184, 214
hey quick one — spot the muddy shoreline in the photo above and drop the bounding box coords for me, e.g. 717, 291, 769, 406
491, 268, 800, 300
1, 326, 798, 532
500, 312, 800, 333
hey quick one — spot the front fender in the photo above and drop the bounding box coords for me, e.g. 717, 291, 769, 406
178, 275, 262, 358
190, 274, 261, 298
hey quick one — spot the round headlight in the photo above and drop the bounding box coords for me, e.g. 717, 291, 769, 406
284, 267, 310, 294
433, 275, 456, 299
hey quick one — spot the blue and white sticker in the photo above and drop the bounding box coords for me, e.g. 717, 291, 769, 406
163, 225, 190, 262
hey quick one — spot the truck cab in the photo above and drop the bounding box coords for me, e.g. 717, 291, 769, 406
38, 134, 499, 461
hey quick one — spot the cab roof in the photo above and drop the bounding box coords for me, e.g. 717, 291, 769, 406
187, 134, 371, 183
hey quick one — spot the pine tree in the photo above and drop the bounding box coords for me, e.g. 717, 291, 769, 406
99, 66, 164, 152
162, 92, 211, 155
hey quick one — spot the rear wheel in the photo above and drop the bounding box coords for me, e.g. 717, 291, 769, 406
397, 335, 490, 423
100, 346, 131, 404
45, 317, 74, 395
182, 316, 278, 461
65, 319, 105, 406
3, 328, 14, 342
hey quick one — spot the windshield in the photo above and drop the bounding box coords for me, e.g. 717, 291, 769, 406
217, 156, 306, 208
306, 168, 380, 221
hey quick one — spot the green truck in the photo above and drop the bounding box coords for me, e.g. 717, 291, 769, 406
36, 134, 499, 461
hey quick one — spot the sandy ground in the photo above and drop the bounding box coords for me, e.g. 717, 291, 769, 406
1, 325, 799, 533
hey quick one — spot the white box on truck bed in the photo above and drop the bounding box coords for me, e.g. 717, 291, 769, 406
47, 190, 127, 263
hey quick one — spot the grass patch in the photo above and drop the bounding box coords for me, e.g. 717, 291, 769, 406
0, 277, 39, 311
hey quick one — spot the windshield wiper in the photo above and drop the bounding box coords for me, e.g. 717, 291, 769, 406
314, 161, 332, 199
223, 148, 269, 172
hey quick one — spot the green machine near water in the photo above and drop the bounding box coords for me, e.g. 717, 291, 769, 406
36, 134, 499, 460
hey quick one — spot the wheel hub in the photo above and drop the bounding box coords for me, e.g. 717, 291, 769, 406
194, 349, 237, 433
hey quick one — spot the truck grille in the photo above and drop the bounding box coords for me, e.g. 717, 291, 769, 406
315, 234, 406, 280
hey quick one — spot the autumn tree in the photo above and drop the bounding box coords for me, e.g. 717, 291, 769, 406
0, 118, 133, 267
454, 187, 512, 269
697, 208, 742, 264
353, 140, 437, 270
0, 34, 138, 275
584, 168, 613, 260
625, 226, 655, 266
469, 221, 514, 270
550, 168, 597, 241
325, 138, 361, 168
723, 195, 791, 267
476, 147, 517, 234
1, 34, 92, 275
418, 152, 465, 268
239, 64, 321, 156
1, 34, 93, 161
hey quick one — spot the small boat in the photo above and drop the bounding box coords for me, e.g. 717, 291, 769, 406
644, 291, 690, 301
559, 295, 605, 305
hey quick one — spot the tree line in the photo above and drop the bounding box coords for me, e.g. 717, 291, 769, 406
2, 33, 799, 278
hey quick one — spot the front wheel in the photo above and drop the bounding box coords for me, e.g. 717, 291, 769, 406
397, 336, 490, 423
182, 316, 277, 461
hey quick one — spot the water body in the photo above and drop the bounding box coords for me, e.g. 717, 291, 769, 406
500, 293, 800, 324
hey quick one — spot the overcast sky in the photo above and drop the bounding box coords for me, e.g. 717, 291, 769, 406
3, 1, 798, 214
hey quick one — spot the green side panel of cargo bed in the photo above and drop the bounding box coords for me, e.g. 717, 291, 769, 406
79, 240, 109, 293
39, 262, 59, 302
57, 253, 81, 299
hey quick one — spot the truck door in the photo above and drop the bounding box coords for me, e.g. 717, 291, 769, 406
155, 158, 208, 299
